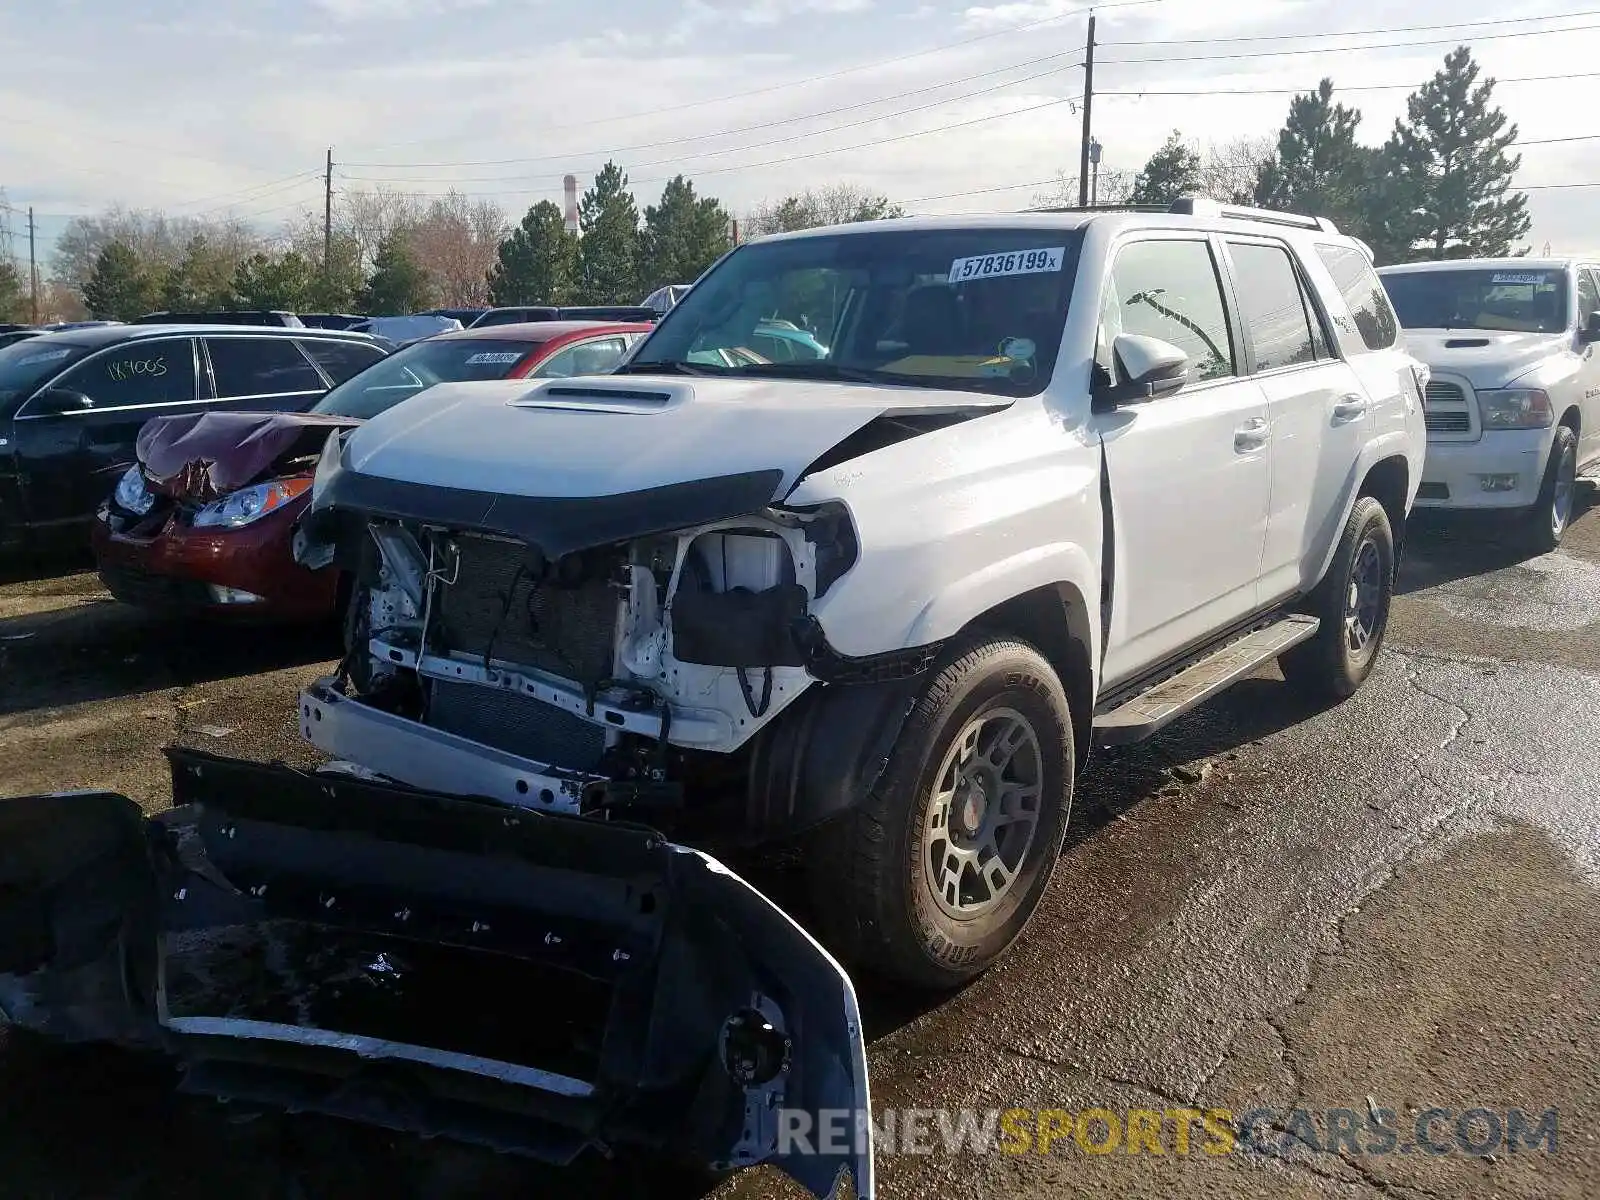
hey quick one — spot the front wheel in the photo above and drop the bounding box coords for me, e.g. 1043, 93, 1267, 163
1521, 425, 1578, 554
806, 635, 1075, 990
1280, 495, 1395, 702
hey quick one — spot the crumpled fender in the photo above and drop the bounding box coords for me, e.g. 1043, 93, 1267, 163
137, 411, 359, 502
0, 749, 872, 1200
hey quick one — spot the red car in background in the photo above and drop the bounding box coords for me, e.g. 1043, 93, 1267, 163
92, 321, 652, 621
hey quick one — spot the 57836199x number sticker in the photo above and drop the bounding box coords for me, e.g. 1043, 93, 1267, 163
949, 246, 1066, 282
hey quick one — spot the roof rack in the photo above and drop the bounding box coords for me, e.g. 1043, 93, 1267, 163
1027, 203, 1171, 214
1168, 196, 1339, 234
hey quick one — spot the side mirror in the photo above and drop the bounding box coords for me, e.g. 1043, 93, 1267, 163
1581, 311, 1600, 344
1095, 335, 1190, 409
32, 388, 95, 415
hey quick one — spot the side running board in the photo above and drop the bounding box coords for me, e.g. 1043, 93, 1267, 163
1092, 614, 1321, 747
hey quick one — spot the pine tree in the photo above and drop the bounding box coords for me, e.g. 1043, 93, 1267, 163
488, 201, 579, 306
577, 162, 640, 304
1380, 46, 1531, 260
1128, 132, 1201, 206
161, 235, 238, 311
1253, 79, 1369, 231
82, 240, 160, 320
637, 176, 730, 293
360, 235, 432, 314
232, 250, 315, 311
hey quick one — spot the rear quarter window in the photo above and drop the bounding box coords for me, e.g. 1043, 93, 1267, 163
300, 338, 387, 385
1315, 243, 1399, 352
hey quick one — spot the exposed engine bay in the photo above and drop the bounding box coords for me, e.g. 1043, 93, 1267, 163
297, 479, 875, 824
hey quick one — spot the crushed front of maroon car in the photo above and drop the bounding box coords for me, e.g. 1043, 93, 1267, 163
94, 411, 362, 616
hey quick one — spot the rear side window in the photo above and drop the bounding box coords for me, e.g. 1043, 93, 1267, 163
531, 336, 630, 379
1316, 244, 1399, 351
206, 337, 326, 397
300, 338, 386, 385
51, 339, 198, 410
1226, 241, 1319, 372
1102, 239, 1234, 382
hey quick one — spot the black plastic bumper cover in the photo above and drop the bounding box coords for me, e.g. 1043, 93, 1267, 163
0, 748, 872, 1200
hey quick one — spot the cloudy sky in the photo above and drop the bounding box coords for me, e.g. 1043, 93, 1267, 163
3, 0, 1599, 269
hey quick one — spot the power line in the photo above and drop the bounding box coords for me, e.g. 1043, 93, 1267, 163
344, 51, 1083, 170
376, 92, 1084, 200
1100, 8, 1600, 47
1099, 18, 1600, 63
1514, 133, 1600, 147
171, 171, 322, 215
342, 61, 1084, 185
1095, 68, 1600, 97
351, 0, 1166, 155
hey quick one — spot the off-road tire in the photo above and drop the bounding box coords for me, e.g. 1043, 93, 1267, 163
1521, 425, 1578, 555
806, 634, 1074, 991
1279, 495, 1395, 702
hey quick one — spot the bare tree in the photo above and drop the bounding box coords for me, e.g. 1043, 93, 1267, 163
743, 183, 903, 236
1028, 168, 1135, 209
51, 208, 266, 298
406, 191, 508, 307
1198, 135, 1276, 205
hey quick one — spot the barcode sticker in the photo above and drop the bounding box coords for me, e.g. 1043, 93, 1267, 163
1491, 272, 1545, 285
465, 352, 523, 365
949, 247, 1066, 282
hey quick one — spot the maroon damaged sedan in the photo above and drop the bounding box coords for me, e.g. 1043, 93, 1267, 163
92, 321, 653, 620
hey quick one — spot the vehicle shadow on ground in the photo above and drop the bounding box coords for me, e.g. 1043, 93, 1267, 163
1396, 484, 1600, 596
0, 546, 96, 587
0, 600, 338, 716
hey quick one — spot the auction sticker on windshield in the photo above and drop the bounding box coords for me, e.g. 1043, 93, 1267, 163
465, 352, 523, 365
950, 247, 1066, 282
1491, 273, 1547, 285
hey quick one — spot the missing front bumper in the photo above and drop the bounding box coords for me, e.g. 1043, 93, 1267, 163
0, 748, 872, 1200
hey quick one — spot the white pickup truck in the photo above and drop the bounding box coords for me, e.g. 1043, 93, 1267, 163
0, 199, 1425, 1200
1379, 257, 1600, 550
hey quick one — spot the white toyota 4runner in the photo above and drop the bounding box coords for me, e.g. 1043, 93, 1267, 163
294, 197, 1425, 989
1379, 257, 1600, 550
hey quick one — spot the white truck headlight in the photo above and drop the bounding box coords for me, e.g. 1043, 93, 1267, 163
192, 478, 313, 529
1478, 388, 1553, 430
113, 465, 154, 515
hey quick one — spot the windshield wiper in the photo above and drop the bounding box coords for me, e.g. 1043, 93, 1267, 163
615, 359, 723, 376
727, 361, 919, 386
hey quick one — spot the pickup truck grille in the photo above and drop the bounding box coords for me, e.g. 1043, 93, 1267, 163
1421, 376, 1478, 441
1424, 410, 1471, 433
1425, 380, 1465, 406
435, 535, 620, 688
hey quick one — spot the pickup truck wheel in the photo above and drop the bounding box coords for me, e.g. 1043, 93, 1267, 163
1280, 495, 1394, 702
806, 635, 1074, 990
1522, 425, 1578, 554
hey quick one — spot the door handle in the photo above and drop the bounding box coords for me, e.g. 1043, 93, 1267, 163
1332, 393, 1369, 423
1234, 416, 1269, 452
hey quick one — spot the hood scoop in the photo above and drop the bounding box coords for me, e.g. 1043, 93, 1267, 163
508, 381, 683, 415
1444, 338, 1491, 348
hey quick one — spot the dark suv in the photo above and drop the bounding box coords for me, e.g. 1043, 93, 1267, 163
0, 325, 387, 550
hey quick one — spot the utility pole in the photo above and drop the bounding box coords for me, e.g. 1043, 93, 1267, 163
27, 206, 37, 324
323, 148, 334, 276
1077, 14, 1096, 209
1089, 138, 1103, 206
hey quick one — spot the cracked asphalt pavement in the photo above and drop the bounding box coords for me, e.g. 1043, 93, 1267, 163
1, 493, 1598, 1200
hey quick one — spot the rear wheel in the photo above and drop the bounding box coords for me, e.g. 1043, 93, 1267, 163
806, 635, 1074, 990
1521, 425, 1578, 554
1280, 495, 1395, 702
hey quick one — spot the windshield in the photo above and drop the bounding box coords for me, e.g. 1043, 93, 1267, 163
1381, 268, 1570, 333
629, 226, 1083, 395
310, 337, 539, 419
0, 339, 93, 406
